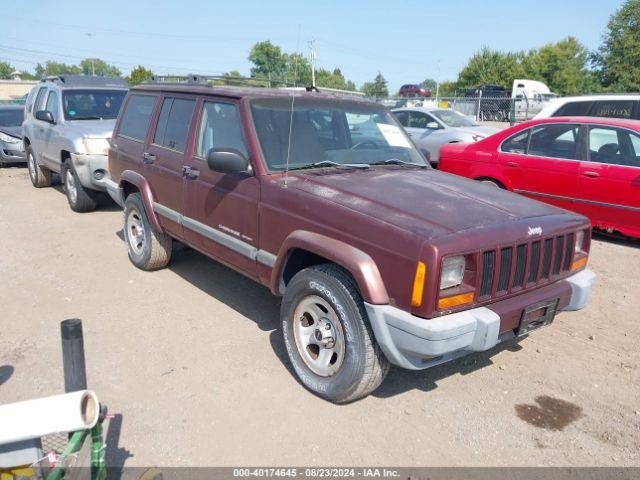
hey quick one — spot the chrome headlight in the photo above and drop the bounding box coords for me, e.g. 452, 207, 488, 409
82, 137, 110, 155
440, 256, 466, 290
574, 230, 585, 254
0, 132, 21, 144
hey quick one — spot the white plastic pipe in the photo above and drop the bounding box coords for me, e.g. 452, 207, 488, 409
0, 390, 99, 445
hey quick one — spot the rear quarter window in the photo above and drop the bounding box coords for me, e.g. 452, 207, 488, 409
554, 101, 592, 117
118, 94, 157, 141
589, 100, 634, 119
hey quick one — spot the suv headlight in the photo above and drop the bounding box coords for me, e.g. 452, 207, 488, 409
82, 137, 110, 155
0, 132, 21, 144
440, 255, 466, 290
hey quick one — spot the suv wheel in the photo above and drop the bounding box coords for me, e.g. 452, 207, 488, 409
26, 146, 52, 188
123, 193, 172, 270
281, 263, 390, 403
63, 163, 98, 212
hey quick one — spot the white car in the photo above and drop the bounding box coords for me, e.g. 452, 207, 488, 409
392, 107, 499, 165
534, 94, 640, 120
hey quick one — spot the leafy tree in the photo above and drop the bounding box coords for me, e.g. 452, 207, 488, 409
457, 47, 525, 89
35, 61, 82, 77
248, 41, 287, 85
316, 68, 355, 90
80, 58, 121, 77
0, 61, 13, 79
594, 0, 640, 91
420, 78, 437, 92
437, 81, 459, 97
282, 52, 312, 86
523, 37, 598, 94
126, 65, 153, 85
362, 72, 389, 98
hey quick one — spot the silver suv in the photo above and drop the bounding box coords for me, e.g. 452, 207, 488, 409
22, 76, 128, 212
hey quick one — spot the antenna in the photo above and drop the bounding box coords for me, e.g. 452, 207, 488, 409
283, 26, 302, 188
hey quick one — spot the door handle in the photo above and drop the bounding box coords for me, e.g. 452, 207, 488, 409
142, 152, 156, 164
507, 161, 519, 167
182, 166, 200, 179
582, 171, 599, 178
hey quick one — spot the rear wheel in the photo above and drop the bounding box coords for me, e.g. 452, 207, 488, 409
281, 263, 389, 403
123, 193, 172, 270
26, 146, 52, 188
478, 178, 504, 189
63, 163, 98, 212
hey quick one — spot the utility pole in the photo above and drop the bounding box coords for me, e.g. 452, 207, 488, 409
308, 39, 316, 87
86, 33, 95, 76
435, 59, 441, 102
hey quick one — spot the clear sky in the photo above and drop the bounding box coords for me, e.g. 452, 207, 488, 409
0, 0, 624, 91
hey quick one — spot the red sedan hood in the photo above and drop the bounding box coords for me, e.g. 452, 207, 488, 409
290, 167, 563, 239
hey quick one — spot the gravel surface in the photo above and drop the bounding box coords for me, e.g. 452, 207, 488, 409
0, 166, 638, 467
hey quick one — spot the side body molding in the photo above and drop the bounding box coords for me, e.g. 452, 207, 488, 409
119, 170, 163, 232
272, 231, 390, 305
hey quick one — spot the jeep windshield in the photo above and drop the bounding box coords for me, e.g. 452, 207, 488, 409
62, 89, 126, 120
250, 97, 428, 171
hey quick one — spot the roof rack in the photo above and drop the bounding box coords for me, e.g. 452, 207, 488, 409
40, 75, 129, 88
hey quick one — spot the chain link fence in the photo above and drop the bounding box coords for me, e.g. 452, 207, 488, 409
374, 95, 547, 125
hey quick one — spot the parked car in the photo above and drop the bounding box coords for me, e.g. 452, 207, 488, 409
392, 107, 499, 165
22, 75, 128, 212
0, 104, 26, 166
535, 94, 640, 120
439, 116, 640, 239
108, 83, 595, 403
399, 84, 430, 98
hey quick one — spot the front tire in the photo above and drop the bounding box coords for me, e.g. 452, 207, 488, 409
123, 193, 172, 270
281, 264, 389, 403
27, 146, 52, 188
63, 163, 98, 212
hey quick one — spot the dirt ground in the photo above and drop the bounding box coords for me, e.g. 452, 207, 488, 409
0, 165, 638, 468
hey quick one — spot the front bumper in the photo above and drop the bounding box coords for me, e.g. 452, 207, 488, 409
366, 268, 596, 370
70, 153, 110, 191
0, 142, 26, 163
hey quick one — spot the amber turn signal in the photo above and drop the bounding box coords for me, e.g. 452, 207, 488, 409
411, 261, 427, 307
438, 292, 475, 310
571, 257, 587, 271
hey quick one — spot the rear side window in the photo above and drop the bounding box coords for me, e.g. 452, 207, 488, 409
118, 94, 157, 141
528, 124, 580, 160
589, 100, 634, 119
588, 126, 640, 167
393, 110, 408, 127
501, 129, 530, 154
25, 87, 38, 113
554, 101, 592, 117
153, 97, 196, 152
195, 101, 248, 158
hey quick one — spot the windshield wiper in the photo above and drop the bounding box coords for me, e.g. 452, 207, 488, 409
369, 158, 427, 168
288, 160, 370, 171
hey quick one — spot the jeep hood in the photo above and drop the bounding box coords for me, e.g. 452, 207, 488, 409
65, 119, 117, 139
290, 167, 564, 239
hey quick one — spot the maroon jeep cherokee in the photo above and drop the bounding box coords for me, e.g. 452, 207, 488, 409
106, 82, 596, 403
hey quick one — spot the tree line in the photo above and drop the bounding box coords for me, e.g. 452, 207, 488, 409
1, 0, 638, 97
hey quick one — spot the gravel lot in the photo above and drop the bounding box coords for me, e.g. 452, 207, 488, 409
0, 166, 638, 468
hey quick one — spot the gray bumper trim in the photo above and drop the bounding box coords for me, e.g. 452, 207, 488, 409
365, 268, 596, 370
561, 268, 597, 311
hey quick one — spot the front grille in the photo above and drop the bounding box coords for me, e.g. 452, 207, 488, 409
477, 231, 575, 302
479, 250, 495, 297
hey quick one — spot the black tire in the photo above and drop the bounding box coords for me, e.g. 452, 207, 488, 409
62, 163, 98, 212
123, 193, 172, 270
26, 145, 52, 188
281, 263, 390, 403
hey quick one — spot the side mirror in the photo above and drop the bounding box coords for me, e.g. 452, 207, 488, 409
35, 110, 55, 124
426, 121, 440, 129
207, 148, 250, 174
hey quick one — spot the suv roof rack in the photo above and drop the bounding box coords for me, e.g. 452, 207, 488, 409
40, 75, 129, 88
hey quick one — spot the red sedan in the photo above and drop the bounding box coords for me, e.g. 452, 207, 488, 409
439, 116, 640, 239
